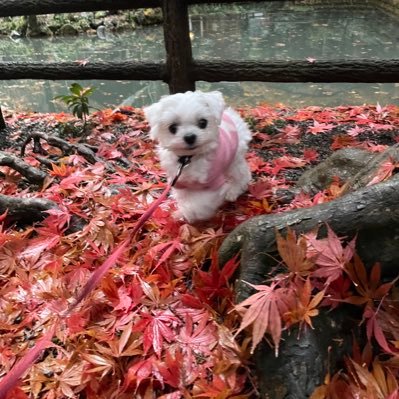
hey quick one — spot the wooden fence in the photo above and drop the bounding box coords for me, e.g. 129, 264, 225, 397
0, 0, 399, 128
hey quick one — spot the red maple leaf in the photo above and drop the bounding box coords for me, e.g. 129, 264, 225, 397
123, 356, 155, 390
234, 281, 285, 355
177, 315, 218, 380
248, 179, 274, 199
96, 109, 128, 126
347, 124, 364, 137
367, 158, 399, 186
192, 251, 239, 306
246, 151, 269, 173
306, 226, 356, 284
193, 373, 243, 398
156, 350, 183, 389
345, 358, 399, 396
5, 387, 28, 399
303, 148, 319, 163
279, 124, 302, 143
307, 120, 335, 134
364, 307, 395, 354
66, 310, 89, 334
75, 59, 89, 66
49, 162, 76, 177
20, 234, 61, 265
331, 134, 357, 150
344, 257, 395, 307
133, 310, 178, 357
271, 155, 307, 175
283, 278, 325, 329
149, 238, 185, 270
323, 275, 352, 308
42, 207, 72, 231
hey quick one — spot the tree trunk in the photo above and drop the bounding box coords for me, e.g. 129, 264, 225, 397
24, 14, 49, 37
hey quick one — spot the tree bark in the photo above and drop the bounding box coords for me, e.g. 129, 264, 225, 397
219, 173, 399, 300
0, 107, 6, 130
219, 154, 399, 398
0, 151, 47, 185
0, 194, 57, 223
254, 306, 363, 399
21, 132, 116, 173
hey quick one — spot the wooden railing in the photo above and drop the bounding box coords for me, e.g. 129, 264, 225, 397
0, 0, 398, 126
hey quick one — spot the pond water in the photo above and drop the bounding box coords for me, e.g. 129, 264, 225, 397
1, 1, 399, 112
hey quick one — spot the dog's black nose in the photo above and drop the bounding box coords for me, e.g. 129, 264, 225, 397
184, 133, 197, 146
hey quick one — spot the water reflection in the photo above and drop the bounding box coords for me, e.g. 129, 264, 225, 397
1, 2, 398, 112
190, 4, 398, 61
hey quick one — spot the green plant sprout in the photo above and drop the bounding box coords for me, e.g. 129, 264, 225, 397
55, 83, 96, 128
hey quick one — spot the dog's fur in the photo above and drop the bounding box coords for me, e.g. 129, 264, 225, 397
144, 90, 251, 222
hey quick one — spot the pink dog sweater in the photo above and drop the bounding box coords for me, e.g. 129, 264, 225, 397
174, 111, 239, 190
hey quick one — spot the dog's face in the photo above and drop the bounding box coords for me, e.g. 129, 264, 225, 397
144, 91, 226, 155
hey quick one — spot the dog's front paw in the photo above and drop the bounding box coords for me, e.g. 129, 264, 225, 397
172, 209, 185, 221
176, 204, 218, 224
173, 209, 198, 224
225, 185, 244, 202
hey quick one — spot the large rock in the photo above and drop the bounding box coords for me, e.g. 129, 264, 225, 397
58, 23, 79, 36
296, 148, 374, 194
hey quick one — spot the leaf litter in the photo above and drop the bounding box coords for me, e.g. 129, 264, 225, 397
0, 103, 399, 398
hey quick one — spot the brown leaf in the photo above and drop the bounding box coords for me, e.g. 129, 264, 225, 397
276, 228, 314, 275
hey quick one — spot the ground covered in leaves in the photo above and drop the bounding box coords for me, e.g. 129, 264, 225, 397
0, 103, 399, 398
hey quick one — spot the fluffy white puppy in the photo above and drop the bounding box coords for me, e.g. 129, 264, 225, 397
144, 90, 252, 223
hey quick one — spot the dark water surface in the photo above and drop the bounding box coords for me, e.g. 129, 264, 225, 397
1, 2, 398, 112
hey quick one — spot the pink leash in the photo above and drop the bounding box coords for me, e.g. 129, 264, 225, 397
0, 157, 191, 399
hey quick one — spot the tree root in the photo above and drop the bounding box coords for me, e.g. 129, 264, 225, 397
0, 130, 126, 224
20, 131, 115, 173
219, 145, 399, 399
0, 150, 48, 185
0, 194, 57, 223
220, 173, 399, 300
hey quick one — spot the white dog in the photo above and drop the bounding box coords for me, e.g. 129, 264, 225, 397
144, 90, 252, 223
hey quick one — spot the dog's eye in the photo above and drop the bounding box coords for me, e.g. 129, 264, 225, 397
198, 118, 208, 129
168, 123, 178, 134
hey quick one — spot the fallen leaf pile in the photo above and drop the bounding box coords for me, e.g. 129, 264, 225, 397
0, 103, 399, 398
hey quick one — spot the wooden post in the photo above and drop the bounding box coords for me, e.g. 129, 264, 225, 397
0, 107, 6, 130
162, 0, 195, 93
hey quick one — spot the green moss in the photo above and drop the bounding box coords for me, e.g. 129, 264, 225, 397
0, 9, 164, 36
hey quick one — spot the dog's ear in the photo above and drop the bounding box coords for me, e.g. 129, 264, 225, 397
143, 102, 161, 139
201, 91, 226, 121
